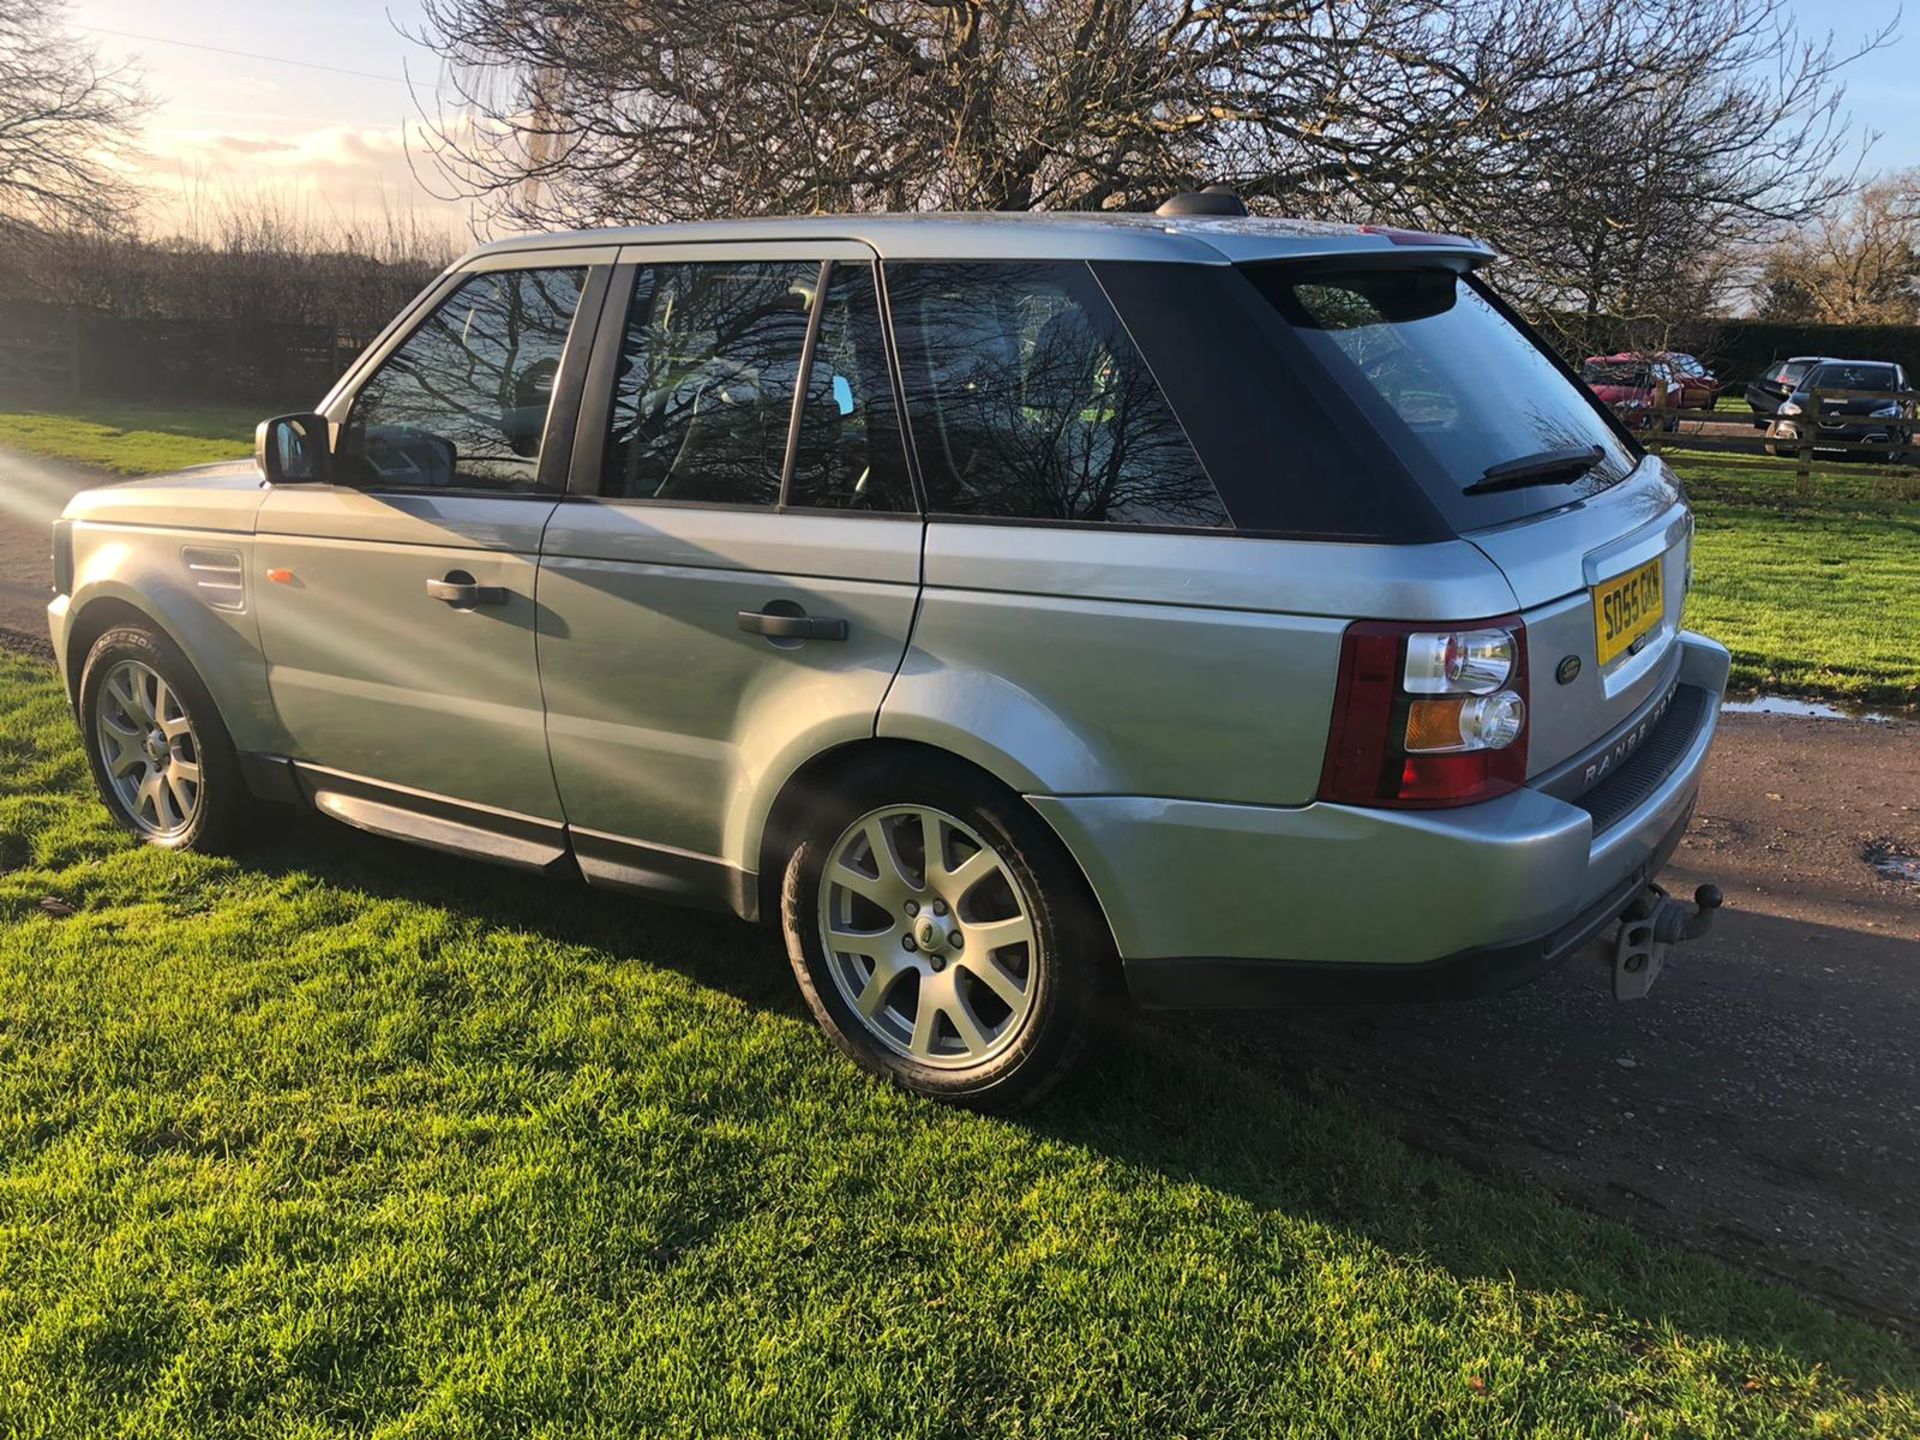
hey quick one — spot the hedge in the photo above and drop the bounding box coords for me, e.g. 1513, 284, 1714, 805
1538, 312, 1920, 384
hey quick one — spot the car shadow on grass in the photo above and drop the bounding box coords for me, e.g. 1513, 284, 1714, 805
239, 811, 1919, 1387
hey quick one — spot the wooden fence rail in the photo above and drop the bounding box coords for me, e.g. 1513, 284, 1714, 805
1635, 387, 1917, 495
0, 305, 351, 407
0, 310, 79, 395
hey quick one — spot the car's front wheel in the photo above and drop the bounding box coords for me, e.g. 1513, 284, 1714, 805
780, 758, 1109, 1110
78, 624, 254, 852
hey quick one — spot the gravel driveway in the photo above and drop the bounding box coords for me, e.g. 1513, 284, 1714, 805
0, 447, 97, 647
1197, 711, 1920, 1334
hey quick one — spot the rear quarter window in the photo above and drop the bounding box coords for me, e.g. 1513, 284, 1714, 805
884, 260, 1230, 529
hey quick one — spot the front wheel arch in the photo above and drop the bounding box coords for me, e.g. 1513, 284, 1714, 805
76, 621, 257, 852
63, 596, 169, 705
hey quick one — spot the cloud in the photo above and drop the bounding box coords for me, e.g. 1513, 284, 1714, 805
204, 135, 299, 156
131, 117, 473, 235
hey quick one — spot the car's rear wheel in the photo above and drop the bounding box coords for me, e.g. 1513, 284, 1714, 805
779, 758, 1109, 1110
79, 624, 254, 852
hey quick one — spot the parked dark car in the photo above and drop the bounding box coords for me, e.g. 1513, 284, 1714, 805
1744, 355, 1830, 429
1764, 360, 1914, 461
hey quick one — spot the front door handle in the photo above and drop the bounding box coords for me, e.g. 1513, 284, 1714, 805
737, 609, 849, 642
427, 572, 507, 608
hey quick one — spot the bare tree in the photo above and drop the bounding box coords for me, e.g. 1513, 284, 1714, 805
1754, 169, 1920, 323
0, 0, 146, 241
1488, 5, 1891, 357
409, 0, 1884, 327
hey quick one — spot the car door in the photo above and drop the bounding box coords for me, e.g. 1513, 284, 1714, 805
254, 253, 611, 850
535, 244, 923, 909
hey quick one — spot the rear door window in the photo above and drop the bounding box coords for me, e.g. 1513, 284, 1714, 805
885, 261, 1229, 528
1246, 266, 1636, 529
786, 263, 915, 512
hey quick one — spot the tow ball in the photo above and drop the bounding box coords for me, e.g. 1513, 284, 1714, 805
1610, 882, 1722, 1001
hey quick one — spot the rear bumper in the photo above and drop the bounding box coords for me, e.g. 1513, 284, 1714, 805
1029, 631, 1730, 1008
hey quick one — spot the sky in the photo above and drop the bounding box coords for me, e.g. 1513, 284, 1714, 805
66, 0, 1920, 243
67, 0, 472, 239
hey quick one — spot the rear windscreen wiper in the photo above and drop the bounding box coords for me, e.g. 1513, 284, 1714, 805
1463, 444, 1605, 496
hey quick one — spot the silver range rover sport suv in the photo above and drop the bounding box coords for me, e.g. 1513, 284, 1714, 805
48, 203, 1728, 1109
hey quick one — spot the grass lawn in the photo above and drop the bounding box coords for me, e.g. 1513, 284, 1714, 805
0, 649, 1914, 1436
1668, 452, 1920, 706
0, 401, 255, 476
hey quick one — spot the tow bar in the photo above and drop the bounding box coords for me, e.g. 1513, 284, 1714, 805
1610, 882, 1722, 1001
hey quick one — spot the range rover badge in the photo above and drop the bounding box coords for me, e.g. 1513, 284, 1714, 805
1556, 655, 1581, 685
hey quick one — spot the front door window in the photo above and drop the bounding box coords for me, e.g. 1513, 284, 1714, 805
337, 266, 588, 492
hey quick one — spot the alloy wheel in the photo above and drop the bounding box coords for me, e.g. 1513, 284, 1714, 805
95, 659, 202, 837
818, 805, 1040, 1069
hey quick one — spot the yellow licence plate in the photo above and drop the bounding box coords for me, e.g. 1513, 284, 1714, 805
1593, 558, 1666, 666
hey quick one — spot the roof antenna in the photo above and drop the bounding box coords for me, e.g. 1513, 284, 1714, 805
1155, 185, 1249, 218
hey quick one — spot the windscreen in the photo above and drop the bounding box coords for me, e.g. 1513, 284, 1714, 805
1245, 266, 1636, 528
1804, 362, 1899, 393
1582, 360, 1651, 387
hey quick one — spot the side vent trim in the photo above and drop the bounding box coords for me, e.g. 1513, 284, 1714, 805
181, 546, 246, 612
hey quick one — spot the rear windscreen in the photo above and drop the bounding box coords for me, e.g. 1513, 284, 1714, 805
1244, 265, 1637, 529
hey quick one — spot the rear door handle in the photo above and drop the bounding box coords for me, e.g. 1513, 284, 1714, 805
737, 609, 848, 642
427, 573, 508, 608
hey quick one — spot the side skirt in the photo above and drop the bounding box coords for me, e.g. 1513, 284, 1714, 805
240, 753, 758, 918
292, 762, 571, 874
570, 827, 759, 922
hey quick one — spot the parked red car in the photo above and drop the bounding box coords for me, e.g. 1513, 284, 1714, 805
1580, 354, 1684, 429
1661, 352, 1723, 411
1581, 352, 1722, 422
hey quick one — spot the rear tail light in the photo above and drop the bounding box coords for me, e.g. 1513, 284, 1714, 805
1318, 617, 1529, 808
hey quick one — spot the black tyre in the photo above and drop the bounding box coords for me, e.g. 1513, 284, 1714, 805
780, 755, 1111, 1111
77, 624, 255, 853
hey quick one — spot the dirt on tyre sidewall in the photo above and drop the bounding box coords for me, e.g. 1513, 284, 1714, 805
780, 757, 1110, 1112
78, 624, 253, 854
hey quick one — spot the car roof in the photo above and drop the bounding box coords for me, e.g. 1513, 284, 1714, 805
460, 211, 1497, 268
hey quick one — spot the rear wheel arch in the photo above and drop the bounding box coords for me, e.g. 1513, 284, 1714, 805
752, 738, 1117, 955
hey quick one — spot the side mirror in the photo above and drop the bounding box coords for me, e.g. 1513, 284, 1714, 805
256, 413, 333, 485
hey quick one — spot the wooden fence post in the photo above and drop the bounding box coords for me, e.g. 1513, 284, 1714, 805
1795, 389, 1817, 496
